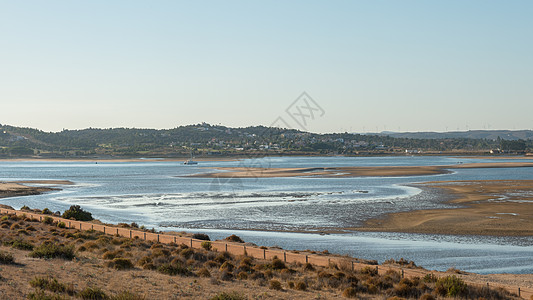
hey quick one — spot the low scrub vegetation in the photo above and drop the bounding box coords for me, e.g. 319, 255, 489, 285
0, 211, 520, 300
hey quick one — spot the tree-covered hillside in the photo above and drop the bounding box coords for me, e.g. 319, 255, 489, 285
0, 123, 531, 158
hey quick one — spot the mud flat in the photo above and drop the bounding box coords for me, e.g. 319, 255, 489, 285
355, 180, 533, 236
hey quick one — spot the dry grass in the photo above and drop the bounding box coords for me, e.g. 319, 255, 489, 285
0, 211, 523, 299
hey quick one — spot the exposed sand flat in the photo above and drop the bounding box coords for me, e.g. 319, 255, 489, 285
0, 183, 54, 198
356, 180, 533, 236
0, 180, 72, 198
191, 162, 533, 178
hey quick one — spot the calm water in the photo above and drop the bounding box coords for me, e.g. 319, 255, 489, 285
1, 156, 532, 274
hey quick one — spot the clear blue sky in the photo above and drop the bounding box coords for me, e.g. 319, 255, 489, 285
1, 1, 532, 133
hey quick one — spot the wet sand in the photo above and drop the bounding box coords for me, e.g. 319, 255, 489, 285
191, 162, 533, 178
356, 180, 533, 236
0, 180, 73, 199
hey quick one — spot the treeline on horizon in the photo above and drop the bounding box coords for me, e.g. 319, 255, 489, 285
0, 123, 531, 157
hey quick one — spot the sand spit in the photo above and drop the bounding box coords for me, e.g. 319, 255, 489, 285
190, 162, 533, 178
356, 180, 533, 236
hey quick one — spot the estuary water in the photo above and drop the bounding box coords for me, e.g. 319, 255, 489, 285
1, 156, 533, 274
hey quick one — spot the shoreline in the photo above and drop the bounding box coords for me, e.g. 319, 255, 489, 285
0, 180, 72, 199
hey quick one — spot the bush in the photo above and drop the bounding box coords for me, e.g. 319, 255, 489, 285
271, 258, 286, 270
197, 267, 211, 278
0, 251, 14, 264
29, 242, 75, 260
43, 216, 54, 225
209, 291, 245, 300
106, 258, 134, 270
4, 239, 34, 250
225, 234, 244, 243
201, 241, 212, 251
78, 287, 108, 300
42, 208, 53, 215
27, 290, 69, 300
192, 233, 210, 241
435, 275, 467, 297
62, 205, 93, 221
110, 291, 145, 300
57, 222, 66, 228
295, 281, 307, 291
29, 276, 75, 295
157, 263, 189, 276
269, 280, 282, 290
342, 287, 357, 298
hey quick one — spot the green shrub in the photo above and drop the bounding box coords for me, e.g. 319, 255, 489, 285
57, 222, 66, 228
62, 205, 93, 221
43, 216, 54, 225
78, 287, 108, 300
435, 275, 467, 297
157, 263, 189, 276
192, 233, 210, 241
29, 242, 75, 260
42, 208, 53, 215
21, 205, 31, 210
0, 251, 14, 264
4, 239, 34, 250
201, 241, 212, 251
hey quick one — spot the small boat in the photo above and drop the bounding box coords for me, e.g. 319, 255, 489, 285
184, 152, 198, 165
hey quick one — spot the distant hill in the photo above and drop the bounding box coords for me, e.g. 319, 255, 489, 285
0, 124, 531, 157
371, 130, 533, 141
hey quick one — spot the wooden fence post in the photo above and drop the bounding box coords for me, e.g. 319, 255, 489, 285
263, 248, 266, 259
351, 261, 354, 271
190, 238, 193, 248
79, 223, 81, 230
144, 232, 146, 240
243, 245, 246, 255
225, 244, 228, 252
116, 228, 119, 235
103, 226, 105, 234
284, 252, 286, 262
305, 255, 308, 263
130, 230, 132, 238
157, 234, 160, 242
174, 237, 176, 243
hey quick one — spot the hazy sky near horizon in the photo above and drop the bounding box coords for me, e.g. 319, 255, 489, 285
1, 1, 532, 133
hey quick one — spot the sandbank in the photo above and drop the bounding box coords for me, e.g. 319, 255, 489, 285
190, 162, 533, 178
355, 180, 533, 236
0, 180, 72, 199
